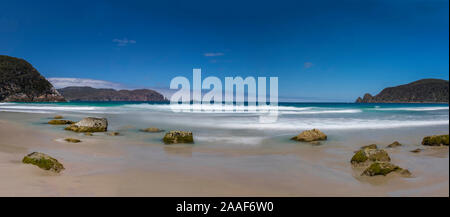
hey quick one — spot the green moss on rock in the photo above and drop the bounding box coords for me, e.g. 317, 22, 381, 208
163, 131, 194, 144
362, 162, 400, 176
65, 125, 106, 133
351, 150, 368, 164
48, 119, 74, 125
422, 135, 449, 146
22, 152, 64, 173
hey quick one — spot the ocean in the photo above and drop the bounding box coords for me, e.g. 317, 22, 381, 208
0, 102, 448, 147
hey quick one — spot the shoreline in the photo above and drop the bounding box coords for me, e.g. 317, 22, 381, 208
0, 112, 449, 196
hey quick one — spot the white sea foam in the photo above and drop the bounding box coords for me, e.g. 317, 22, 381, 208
372, 106, 449, 111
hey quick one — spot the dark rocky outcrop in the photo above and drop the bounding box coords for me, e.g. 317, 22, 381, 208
58, 86, 167, 102
387, 141, 402, 148
0, 55, 65, 102
356, 79, 449, 103
22, 152, 64, 173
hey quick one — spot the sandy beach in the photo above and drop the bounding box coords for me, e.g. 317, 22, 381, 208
0, 110, 448, 196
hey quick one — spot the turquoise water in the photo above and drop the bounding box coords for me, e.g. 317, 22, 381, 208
1, 102, 448, 146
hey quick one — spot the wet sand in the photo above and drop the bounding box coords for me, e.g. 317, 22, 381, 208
0, 117, 448, 196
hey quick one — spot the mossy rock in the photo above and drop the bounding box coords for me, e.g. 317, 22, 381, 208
22, 152, 64, 173
351, 146, 390, 165
351, 150, 368, 164
163, 131, 194, 144
53, 115, 63, 119
291, 129, 327, 142
64, 138, 81, 143
422, 135, 449, 146
48, 119, 74, 125
140, 127, 164, 133
65, 117, 108, 132
387, 141, 402, 148
65, 125, 106, 133
362, 162, 404, 176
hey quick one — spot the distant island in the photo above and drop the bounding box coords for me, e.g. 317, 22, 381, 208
356, 79, 449, 103
0, 55, 65, 102
58, 86, 167, 102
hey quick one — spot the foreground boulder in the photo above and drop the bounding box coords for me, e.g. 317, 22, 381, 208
421, 135, 449, 146
22, 152, 64, 173
362, 162, 411, 177
291, 129, 327, 142
65, 117, 108, 132
163, 131, 194, 144
141, 127, 164, 133
48, 119, 74, 125
351, 145, 390, 165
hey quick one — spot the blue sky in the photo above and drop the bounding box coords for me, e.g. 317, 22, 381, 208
1, 0, 448, 102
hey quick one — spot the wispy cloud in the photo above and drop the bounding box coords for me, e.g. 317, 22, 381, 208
48, 77, 128, 90
112, 38, 136, 46
204, 52, 224, 57
304, 62, 314, 68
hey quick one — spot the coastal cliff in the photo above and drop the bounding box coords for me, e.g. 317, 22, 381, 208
58, 86, 167, 102
356, 79, 449, 103
0, 55, 65, 102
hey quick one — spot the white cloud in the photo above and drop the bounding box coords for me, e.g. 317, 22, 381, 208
112, 38, 136, 46
48, 77, 127, 90
204, 52, 224, 57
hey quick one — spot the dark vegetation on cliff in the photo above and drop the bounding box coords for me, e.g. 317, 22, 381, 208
58, 86, 167, 102
0, 55, 65, 102
356, 79, 449, 103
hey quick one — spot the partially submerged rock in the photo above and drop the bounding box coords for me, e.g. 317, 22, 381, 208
65, 117, 108, 132
53, 115, 63, 119
291, 129, 327, 142
108, 132, 120, 136
22, 152, 64, 173
360, 144, 378, 150
421, 135, 449, 146
410, 148, 423, 153
140, 127, 164, 133
84, 132, 93, 136
387, 141, 402, 148
351, 145, 390, 165
64, 138, 81, 143
163, 131, 194, 144
362, 162, 410, 177
48, 119, 74, 125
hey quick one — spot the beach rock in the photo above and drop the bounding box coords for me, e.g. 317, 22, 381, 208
421, 135, 449, 146
410, 148, 423, 153
361, 162, 409, 176
291, 129, 327, 142
53, 115, 63, 119
84, 132, 93, 136
140, 127, 164, 133
360, 144, 378, 150
163, 131, 194, 144
351, 146, 390, 165
22, 152, 64, 173
64, 138, 81, 143
65, 117, 108, 132
387, 141, 402, 148
48, 119, 74, 125
108, 132, 120, 136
